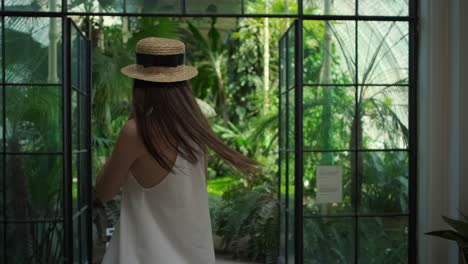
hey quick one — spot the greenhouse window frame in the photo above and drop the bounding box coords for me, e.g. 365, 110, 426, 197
0, 0, 418, 263
277, 1, 418, 263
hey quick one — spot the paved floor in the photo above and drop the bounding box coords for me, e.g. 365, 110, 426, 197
216, 259, 250, 264
215, 254, 261, 264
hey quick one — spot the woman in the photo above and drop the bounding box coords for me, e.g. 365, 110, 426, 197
96, 37, 261, 264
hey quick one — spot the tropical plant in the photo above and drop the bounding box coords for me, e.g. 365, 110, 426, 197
183, 17, 233, 126
2, 15, 64, 262
215, 178, 278, 263
426, 213, 468, 264
295, 3, 410, 260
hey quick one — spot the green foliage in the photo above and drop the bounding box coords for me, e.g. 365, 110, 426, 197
3, 80, 63, 263
207, 176, 237, 196
426, 213, 468, 264
88, 10, 411, 264
215, 178, 278, 263
88, 16, 283, 262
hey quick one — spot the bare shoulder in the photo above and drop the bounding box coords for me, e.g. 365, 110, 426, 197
121, 119, 138, 136
118, 119, 142, 145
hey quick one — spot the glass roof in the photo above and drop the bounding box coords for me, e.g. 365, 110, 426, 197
2, 0, 411, 16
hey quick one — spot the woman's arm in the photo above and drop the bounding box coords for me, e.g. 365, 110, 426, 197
95, 119, 142, 202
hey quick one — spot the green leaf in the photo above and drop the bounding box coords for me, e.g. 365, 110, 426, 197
186, 21, 209, 54
442, 216, 468, 238
426, 230, 466, 242
460, 210, 468, 222
208, 17, 220, 53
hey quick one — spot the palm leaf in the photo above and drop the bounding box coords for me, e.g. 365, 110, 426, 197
442, 216, 468, 239
196, 97, 217, 117
426, 230, 468, 245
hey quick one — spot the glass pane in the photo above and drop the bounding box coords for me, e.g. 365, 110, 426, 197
5, 0, 62, 12
67, 0, 124, 13
245, 0, 298, 14
82, 41, 91, 95
6, 154, 63, 219
279, 153, 286, 261
280, 152, 287, 202
280, 92, 287, 149
303, 20, 355, 85
287, 88, 295, 149
0, 85, 3, 152
79, 152, 89, 210
73, 216, 81, 263
303, 152, 352, 215
358, 21, 409, 85
73, 150, 89, 262
79, 39, 89, 93
79, 94, 89, 150
126, 0, 181, 13
0, 223, 4, 261
304, 217, 355, 264
360, 151, 409, 214
303, 86, 355, 150
80, 210, 90, 262
6, 222, 64, 263
71, 25, 79, 91
360, 86, 409, 149
359, 0, 409, 16
6, 86, 62, 152
304, 0, 355, 16
279, 204, 286, 262
359, 217, 408, 263
279, 37, 286, 94
287, 26, 295, 90
72, 153, 79, 215
72, 90, 78, 151
71, 25, 89, 94
0, 155, 3, 219
287, 152, 295, 263
187, 0, 242, 14
5, 17, 62, 84
0, 19, 2, 84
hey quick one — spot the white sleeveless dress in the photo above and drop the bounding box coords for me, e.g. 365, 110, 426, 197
101, 149, 216, 264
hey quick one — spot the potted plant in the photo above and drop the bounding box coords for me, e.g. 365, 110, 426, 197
426, 212, 468, 264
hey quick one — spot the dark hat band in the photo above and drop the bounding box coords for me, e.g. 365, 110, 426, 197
136, 52, 186, 68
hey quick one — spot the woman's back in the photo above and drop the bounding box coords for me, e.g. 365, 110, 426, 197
101, 142, 216, 264
97, 37, 260, 264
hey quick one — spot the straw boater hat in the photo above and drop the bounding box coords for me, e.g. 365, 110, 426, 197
120, 37, 198, 82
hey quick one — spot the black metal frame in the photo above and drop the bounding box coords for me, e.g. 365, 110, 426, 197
65, 18, 93, 264
293, 18, 304, 264
63, 17, 73, 263
277, 1, 418, 264
0, 9, 92, 264
1, 10, 5, 264
0, 0, 417, 263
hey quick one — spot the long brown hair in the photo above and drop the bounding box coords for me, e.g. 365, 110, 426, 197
130, 79, 262, 178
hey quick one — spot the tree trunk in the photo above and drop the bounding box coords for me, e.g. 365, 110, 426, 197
350, 109, 363, 210
104, 101, 113, 139
215, 60, 230, 126
319, 0, 334, 214
263, 17, 270, 115
122, 17, 130, 44
98, 5, 105, 51
47, 0, 59, 83
320, 0, 334, 164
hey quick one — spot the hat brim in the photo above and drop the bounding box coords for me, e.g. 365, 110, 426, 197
120, 64, 198, 83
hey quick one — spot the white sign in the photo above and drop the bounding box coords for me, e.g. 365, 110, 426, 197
106, 227, 115, 248
316, 166, 343, 204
